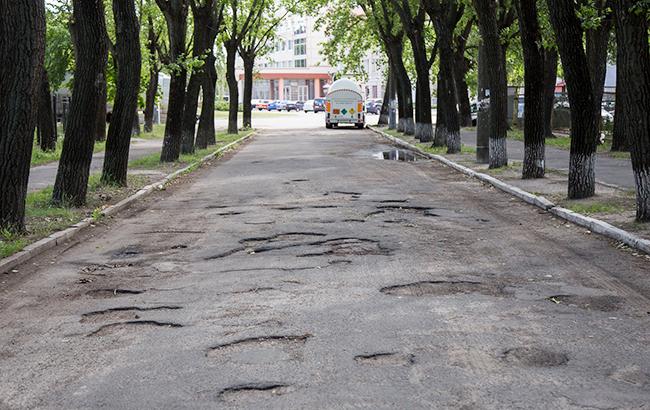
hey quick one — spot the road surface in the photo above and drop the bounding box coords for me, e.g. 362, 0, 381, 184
1, 126, 649, 409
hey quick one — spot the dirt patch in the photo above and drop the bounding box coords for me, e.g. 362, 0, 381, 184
501, 347, 569, 367
87, 320, 183, 337
354, 352, 415, 366
547, 295, 624, 312
380, 280, 510, 297
217, 383, 292, 402
80, 306, 182, 323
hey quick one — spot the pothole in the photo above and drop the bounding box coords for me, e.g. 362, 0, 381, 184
501, 347, 568, 367
80, 306, 182, 323
380, 280, 510, 297
86, 320, 183, 337
207, 334, 311, 363
80, 263, 135, 275
546, 295, 623, 312
217, 383, 292, 402
354, 352, 415, 366
111, 245, 142, 258
298, 237, 389, 257
374, 149, 417, 162
87, 288, 146, 298
240, 232, 326, 247
216, 211, 244, 216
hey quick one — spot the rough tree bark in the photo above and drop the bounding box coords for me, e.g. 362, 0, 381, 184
546, 0, 599, 199
426, 0, 462, 153
394, 1, 434, 142
37, 71, 58, 151
225, 40, 239, 134
386, 39, 414, 135
196, 3, 222, 148
516, 0, 545, 179
241, 53, 254, 129
101, 0, 142, 186
52, 0, 108, 206
144, 16, 160, 133
156, 0, 189, 162
612, 0, 650, 221
454, 18, 474, 128
0, 0, 45, 232
473, 0, 508, 168
542, 49, 558, 138
181, 0, 217, 154
585, 0, 612, 120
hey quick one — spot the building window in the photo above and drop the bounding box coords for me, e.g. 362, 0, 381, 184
294, 24, 306, 35
295, 58, 306, 68
294, 38, 306, 56
288, 39, 293, 49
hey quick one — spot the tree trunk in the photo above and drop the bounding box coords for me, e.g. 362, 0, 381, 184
516, 0, 545, 179
386, 39, 414, 135
547, 0, 599, 199
388, 70, 397, 129
157, 0, 189, 162
101, 0, 141, 186
0, 0, 45, 232
37, 71, 58, 152
180, 72, 200, 154
378, 70, 391, 126
473, 0, 508, 168
611, 20, 629, 152
225, 41, 239, 135
476, 42, 490, 163
612, 0, 650, 221
197, 53, 217, 147
453, 17, 474, 128
586, 3, 612, 120
95, 75, 107, 141
242, 54, 254, 129
52, 0, 108, 206
143, 16, 159, 133
542, 49, 558, 138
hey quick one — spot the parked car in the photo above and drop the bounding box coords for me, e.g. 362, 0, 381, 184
285, 101, 300, 111
313, 98, 326, 113
303, 100, 314, 112
256, 100, 270, 110
295, 101, 305, 111
365, 98, 383, 115
268, 100, 283, 111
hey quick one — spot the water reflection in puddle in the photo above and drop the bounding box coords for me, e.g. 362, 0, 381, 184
373, 149, 417, 162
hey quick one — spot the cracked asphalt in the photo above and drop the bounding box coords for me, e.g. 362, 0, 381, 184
1, 126, 649, 409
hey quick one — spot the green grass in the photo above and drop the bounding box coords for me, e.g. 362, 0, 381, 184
564, 201, 624, 215
382, 128, 475, 155
130, 130, 251, 169
31, 124, 165, 167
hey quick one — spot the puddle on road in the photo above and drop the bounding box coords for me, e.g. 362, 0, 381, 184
374, 149, 417, 162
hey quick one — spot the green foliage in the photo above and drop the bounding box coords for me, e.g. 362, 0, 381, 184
44, 2, 74, 90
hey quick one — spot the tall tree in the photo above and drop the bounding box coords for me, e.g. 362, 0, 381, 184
239, 3, 286, 129
52, 0, 108, 206
546, 0, 600, 198
612, 0, 650, 221
393, 0, 436, 142
424, 0, 462, 153
472, 0, 508, 168
223, 0, 262, 134
516, 0, 546, 178
196, 1, 224, 148
542, 48, 557, 138
181, 0, 223, 153
0, 0, 46, 232
453, 16, 474, 128
101, 0, 142, 186
155, 0, 189, 161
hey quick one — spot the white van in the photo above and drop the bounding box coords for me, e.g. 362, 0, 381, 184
325, 79, 365, 129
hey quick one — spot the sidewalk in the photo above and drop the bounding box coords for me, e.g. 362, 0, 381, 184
460, 130, 635, 189
28, 138, 163, 192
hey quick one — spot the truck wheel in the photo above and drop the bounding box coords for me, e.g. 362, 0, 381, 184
326, 123, 332, 129
356, 123, 365, 129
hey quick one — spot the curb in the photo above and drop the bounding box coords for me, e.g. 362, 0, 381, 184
0, 131, 256, 273
368, 125, 650, 255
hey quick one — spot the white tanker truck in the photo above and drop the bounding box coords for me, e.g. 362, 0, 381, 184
324, 79, 365, 129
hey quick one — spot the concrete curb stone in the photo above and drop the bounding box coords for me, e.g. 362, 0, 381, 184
369, 125, 650, 255
0, 131, 256, 273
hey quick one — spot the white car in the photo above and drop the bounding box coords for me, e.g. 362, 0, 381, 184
303, 100, 314, 112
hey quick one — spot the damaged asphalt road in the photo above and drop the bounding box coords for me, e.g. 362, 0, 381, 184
0, 128, 649, 409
